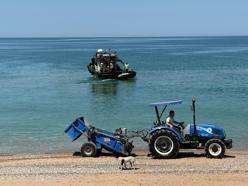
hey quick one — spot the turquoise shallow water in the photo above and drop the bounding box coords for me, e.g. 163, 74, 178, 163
0, 37, 248, 154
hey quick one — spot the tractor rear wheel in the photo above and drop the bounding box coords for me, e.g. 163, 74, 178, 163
149, 130, 180, 159
205, 139, 226, 159
81, 142, 97, 157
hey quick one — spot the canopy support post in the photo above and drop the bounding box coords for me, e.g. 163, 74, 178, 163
159, 105, 167, 119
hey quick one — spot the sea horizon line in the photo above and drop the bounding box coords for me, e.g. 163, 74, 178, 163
0, 35, 248, 39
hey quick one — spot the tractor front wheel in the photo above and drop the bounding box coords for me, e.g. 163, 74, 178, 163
81, 142, 97, 157
149, 130, 180, 159
205, 139, 226, 159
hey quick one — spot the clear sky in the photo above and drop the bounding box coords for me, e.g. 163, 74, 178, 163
0, 0, 248, 37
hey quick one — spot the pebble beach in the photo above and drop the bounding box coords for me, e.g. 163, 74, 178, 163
0, 150, 247, 186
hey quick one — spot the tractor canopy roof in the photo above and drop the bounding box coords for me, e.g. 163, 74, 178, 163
149, 100, 182, 107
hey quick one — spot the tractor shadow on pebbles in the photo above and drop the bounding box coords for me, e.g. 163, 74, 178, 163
73, 151, 138, 157
172, 152, 235, 159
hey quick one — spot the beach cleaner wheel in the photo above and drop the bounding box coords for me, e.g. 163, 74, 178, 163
81, 142, 97, 157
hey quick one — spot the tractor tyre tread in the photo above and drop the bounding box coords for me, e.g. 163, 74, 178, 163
149, 129, 180, 159
205, 139, 226, 159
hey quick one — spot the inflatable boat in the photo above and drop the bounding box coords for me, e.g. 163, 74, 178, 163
87, 49, 136, 80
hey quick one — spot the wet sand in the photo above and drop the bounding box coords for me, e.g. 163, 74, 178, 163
0, 150, 247, 186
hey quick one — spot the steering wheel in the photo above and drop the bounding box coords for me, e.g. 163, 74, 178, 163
177, 122, 185, 129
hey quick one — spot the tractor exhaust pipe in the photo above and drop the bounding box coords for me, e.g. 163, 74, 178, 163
192, 97, 197, 136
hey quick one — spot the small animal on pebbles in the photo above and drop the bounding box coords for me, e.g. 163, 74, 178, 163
118, 156, 136, 170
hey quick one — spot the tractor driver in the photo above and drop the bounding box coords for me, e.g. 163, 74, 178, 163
165, 110, 184, 131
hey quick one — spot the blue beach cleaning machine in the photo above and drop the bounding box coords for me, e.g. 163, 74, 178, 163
64, 117, 135, 157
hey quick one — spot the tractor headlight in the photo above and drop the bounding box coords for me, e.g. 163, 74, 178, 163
212, 128, 226, 138
212, 128, 222, 135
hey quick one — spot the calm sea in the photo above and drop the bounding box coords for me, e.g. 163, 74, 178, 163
0, 37, 248, 154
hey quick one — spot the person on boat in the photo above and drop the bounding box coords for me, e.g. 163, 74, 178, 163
109, 62, 114, 71
124, 63, 129, 72
100, 62, 104, 72
165, 110, 184, 131
95, 64, 100, 72
91, 57, 96, 65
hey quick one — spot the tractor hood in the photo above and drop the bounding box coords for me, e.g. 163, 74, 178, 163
189, 124, 226, 139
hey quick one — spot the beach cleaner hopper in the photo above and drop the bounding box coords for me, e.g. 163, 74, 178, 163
64, 117, 134, 157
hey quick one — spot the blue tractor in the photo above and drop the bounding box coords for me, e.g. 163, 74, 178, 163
64, 98, 232, 159
146, 98, 232, 159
